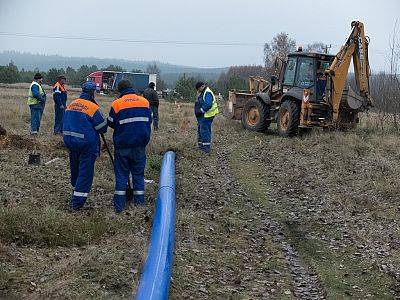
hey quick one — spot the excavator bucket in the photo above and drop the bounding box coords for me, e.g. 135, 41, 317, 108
345, 85, 365, 110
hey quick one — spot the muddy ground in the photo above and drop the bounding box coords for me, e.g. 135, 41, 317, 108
1, 84, 400, 299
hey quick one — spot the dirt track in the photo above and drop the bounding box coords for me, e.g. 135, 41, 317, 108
172, 121, 326, 299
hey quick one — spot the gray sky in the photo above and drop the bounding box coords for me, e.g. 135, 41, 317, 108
0, 0, 398, 71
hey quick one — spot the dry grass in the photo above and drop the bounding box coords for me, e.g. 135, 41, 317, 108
229, 123, 400, 298
0, 84, 193, 299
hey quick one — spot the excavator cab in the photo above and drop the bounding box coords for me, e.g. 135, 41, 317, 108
278, 52, 335, 103
272, 52, 336, 135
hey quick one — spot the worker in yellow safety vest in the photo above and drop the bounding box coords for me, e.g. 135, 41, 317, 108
194, 82, 218, 153
27, 73, 46, 135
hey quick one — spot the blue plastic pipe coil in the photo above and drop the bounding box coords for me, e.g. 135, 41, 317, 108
135, 151, 176, 300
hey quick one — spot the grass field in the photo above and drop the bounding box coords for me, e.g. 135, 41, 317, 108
0, 83, 399, 299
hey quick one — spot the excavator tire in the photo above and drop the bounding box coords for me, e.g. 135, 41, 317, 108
241, 97, 270, 132
278, 99, 300, 137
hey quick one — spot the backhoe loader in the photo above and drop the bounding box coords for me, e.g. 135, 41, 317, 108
227, 21, 373, 136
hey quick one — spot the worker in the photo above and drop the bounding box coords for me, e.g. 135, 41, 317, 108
53, 75, 68, 135
143, 82, 159, 130
63, 81, 107, 211
108, 75, 114, 90
27, 73, 46, 135
108, 79, 152, 212
298, 62, 314, 88
194, 82, 219, 153
316, 61, 327, 101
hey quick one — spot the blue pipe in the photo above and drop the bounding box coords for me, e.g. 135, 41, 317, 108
135, 151, 176, 300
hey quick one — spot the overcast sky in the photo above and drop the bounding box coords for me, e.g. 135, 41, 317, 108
0, 0, 398, 71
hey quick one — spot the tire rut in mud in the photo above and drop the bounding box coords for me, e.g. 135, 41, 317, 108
217, 140, 326, 299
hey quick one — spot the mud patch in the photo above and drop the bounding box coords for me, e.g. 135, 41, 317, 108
6, 134, 40, 150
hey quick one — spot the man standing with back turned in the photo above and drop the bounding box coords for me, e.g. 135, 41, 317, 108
143, 82, 159, 130
108, 80, 152, 213
194, 82, 219, 153
63, 81, 107, 211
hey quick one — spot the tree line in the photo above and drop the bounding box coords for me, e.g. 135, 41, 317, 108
0, 62, 166, 90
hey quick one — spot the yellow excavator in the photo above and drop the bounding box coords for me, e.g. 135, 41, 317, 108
227, 21, 373, 136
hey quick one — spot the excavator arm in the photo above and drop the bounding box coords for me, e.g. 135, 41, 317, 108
325, 21, 373, 122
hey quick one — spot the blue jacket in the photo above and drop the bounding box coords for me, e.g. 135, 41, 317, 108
63, 92, 107, 155
31, 84, 46, 103
108, 88, 152, 149
53, 81, 67, 107
195, 88, 213, 117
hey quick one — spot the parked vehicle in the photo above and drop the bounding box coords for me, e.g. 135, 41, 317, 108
87, 71, 157, 94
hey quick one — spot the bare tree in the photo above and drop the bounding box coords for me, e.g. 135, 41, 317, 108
305, 42, 327, 53
369, 21, 400, 130
389, 21, 399, 77
145, 63, 166, 90
264, 32, 296, 68
146, 63, 161, 75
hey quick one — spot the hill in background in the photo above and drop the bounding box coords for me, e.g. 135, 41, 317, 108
0, 51, 227, 86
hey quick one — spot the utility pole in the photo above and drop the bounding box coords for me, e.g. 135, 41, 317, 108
322, 44, 332, 54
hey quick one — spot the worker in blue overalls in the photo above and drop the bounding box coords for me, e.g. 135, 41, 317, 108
107, 79, 152, 212
53, 75, 68, 134
194, 82, 219, 153
63, 81, 107, 210
27, 73, 46, 135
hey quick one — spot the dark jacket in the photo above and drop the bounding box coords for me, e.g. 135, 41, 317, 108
143, 87, 159, 107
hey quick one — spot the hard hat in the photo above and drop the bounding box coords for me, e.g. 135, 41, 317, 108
82, 81, 97, 92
